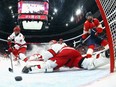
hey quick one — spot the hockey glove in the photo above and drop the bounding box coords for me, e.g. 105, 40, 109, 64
79, 38, 84, 45
95, 27, 103, 36
22, 66, 32, 73
7, 41, 12, 47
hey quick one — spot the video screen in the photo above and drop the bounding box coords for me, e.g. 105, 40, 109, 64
18, 1, 49, 15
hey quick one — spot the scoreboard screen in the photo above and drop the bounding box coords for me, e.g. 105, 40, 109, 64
18, 1, 49, 15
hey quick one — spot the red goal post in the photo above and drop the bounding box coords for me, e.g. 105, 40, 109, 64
96, 0, 116, 72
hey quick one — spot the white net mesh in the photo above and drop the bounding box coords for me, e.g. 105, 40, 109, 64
99, 0, 116, 58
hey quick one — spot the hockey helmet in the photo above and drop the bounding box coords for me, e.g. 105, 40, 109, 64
85, 12, 93, 19
13, 25, 21, 32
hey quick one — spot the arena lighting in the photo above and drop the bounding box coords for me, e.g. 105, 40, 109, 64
70, 16, 74, 22
12, 15, 15, 18
66, 23, 68, 27
53, 12, 55, 15
76, 9, 81, 15
11, 10, 13, 14
54, 8, 58, 13
8, 6, 12, 10
51, 16, 54, 20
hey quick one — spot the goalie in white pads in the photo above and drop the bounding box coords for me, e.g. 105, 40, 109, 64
22, 40, 109, 73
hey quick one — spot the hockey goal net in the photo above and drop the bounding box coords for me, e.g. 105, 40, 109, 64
96, 0, 116, 72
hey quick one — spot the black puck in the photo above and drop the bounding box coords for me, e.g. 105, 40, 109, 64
15, 76, 22, 81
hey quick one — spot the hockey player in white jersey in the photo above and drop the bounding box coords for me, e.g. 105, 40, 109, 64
22, 40, 109, 73
7, 25, 28, 65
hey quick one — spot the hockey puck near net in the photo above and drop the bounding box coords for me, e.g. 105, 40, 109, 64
15, 76, 22, 81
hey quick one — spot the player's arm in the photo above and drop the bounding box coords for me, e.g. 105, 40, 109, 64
7, 33, 15, 46
7, 32, 15, 41
94, 18, 103, 36
82, 21, 90, 40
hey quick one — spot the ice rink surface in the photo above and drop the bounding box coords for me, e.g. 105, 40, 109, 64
0, 56, 115, 87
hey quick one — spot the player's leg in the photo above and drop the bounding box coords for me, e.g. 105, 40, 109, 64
86, 44, 95, 58
81, 53, 109, 70
85, 29, 99, 58
10, 48, 20, 66
18, 47, 28, 62
101, 39, 109, 50
94, 36, 109, 51
22, 59, 57, 73
86, 35, 96, 58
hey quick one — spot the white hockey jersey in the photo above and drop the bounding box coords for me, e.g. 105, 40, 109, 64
40, 43, 65, 61
8, 32, 27, 50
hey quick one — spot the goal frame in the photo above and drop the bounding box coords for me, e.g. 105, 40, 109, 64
96, 0, 115, 73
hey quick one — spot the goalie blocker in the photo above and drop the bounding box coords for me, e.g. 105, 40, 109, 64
22, 44, 109, 73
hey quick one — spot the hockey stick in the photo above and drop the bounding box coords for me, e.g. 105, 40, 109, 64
73, 35, 90, 48
8, 52, 14, 72
0, 38, 8, 43
7, 51, 23, 81
74, 27, 105, 48
0, 38, 48, 45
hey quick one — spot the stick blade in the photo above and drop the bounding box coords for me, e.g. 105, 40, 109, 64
8, 68, 13, 72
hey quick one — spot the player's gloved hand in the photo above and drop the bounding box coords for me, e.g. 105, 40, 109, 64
79, 38, 84, 45
8, 47, 13, 52
95, 27, 103, 36
95, 32, 99, 36
8, 46, 16, 53
22, 66, 32, 73
7, 41, 12, 47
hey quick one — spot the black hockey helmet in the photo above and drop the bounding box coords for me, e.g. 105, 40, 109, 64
85, 12, 93, 19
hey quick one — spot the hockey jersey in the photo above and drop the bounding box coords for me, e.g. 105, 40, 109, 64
8, 32, 27, 50
82, 18, 103, 39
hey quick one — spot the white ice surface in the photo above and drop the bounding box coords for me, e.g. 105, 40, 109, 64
82, 72, 116, 87
0, 56, 115, 87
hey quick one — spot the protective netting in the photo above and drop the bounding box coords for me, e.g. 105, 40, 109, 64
99, 0, 116, 58
96, 0, 116, 72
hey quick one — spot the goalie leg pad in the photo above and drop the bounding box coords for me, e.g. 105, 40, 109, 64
81, 58, 95, 70
23, 60, 57, 73
81, 54, 109, 70
19, 53, 27, 61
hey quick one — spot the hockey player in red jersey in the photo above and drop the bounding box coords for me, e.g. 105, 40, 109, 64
81, 12, 109, 58
7, 25, 28, 64
22, 41, 109, 73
